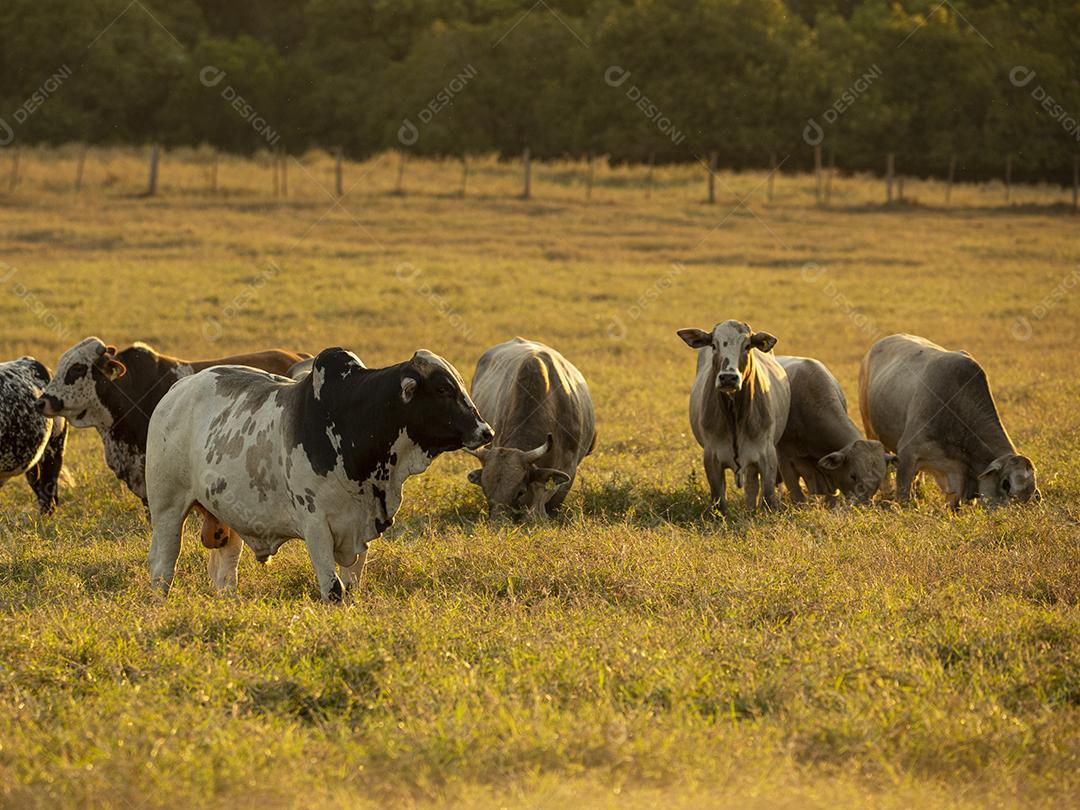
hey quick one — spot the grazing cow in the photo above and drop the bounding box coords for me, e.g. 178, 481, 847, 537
37, 337, 309, 551
144, 347, 493, 600
466, 338, 596, 519
776, 355, 893, 504
0, 358, 68, 514
859, 333, 1039, 507
678, 320, 790, 513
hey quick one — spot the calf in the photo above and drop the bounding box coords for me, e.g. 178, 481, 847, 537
678, 321, 790, 513
0, 358, 68, 514
859, 333, 1039, 507
37, 337, 309, 551
467, 338, 596, 519
144, 348, 493, 600
776, 355, 892, 504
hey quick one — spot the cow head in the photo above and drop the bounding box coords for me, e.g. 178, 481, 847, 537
37, 337, 126, 428
466, 433, 570, 520
817, 439, 894, 503
978, 453, 1039, 506
677, 320, 777, 395
312, 347, 492, 455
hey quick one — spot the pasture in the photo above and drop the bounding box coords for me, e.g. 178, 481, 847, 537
1, 151, 1078, 808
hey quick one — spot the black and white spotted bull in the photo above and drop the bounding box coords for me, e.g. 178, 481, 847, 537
37, 337, 309, 551
776, 355, 893, 504
466, 338, 596, 519
0, 358, 68, 514
144, 347, 493, 601
859, 333, 1039, 508
678, 321, 790, 513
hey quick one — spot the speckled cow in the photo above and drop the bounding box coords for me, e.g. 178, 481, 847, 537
0, 357, 68, 514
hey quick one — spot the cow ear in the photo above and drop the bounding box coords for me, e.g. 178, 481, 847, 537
978, 457, 1005, 480
401, 375, 418, 403
530, 467, 570, 490
677, 328, 712, 349
817, 451, 845, 470
750, 331, 778, 352
105, 358, 127, 380
467, 468, 482, 486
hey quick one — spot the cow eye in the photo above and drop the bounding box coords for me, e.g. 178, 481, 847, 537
1002, 478, 1011, 493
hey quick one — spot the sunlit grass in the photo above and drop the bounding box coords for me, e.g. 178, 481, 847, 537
0, 152, 1078, 807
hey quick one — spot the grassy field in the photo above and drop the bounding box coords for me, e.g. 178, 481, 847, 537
1, 152, 1078, 808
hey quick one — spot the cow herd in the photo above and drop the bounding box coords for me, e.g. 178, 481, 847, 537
0, 326, 1039, 601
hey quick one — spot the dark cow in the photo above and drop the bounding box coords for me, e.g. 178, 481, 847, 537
859, 333, 1039, 508
776, 355, 892, 505
467, 338, 596, 520
144, 348, 493, 600
678, 320, 790, 513
37, 337, 309, 553
0, 358, 68, 514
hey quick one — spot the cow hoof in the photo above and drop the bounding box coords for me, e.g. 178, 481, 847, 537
327, 579, 344, 603
255, 553, 271, 565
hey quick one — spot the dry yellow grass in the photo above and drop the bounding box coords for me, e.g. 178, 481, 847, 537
0, 150, 1078, 809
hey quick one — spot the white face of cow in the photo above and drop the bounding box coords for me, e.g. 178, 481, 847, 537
978, 453, 1040, 506
466, 434, 571, 520
818, 439, 892, 503
677, 320, 778, 395
38, 337, 127, 428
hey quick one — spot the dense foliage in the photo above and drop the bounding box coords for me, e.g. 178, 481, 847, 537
1, 0, 1078, 181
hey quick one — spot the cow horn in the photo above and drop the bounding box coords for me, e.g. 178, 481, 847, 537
523, 434, 552, 463
466, 446, 488, 461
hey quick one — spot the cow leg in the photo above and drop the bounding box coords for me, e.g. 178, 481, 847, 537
743, 463, 761, 511
148, 500, 191, 595
303, 526, 345, 602
761, 450, 780, 511
207, 529, 243, 593
27, 419, 68, 515
894, 450, 919, 505
703, 450, 727, 515
779, 458, 805, 504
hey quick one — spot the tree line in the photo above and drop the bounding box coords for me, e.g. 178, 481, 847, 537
1, 0, 1078, 184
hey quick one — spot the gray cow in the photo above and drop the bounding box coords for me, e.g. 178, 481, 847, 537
859, 333, 1039, 507
467, 338, 596, 519
678, 321, 790, 513
776, 355, 892, 504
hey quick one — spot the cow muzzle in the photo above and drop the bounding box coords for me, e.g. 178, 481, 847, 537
465, 422, 495, 450
36, 395, 62, 417
715, 372, 741, 394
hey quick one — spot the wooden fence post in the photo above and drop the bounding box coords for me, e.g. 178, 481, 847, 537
74, 144, 87, 192
898, 175, 905, 202
395, 151, 406, 194
146, 144, 160, 196
886, 153, 895, 204
767, 151, 777, 203
825, 148, 835, 206
1004, 154, 1012, 204
585, 152, 595, 201
459, 155, 469, 197
1073, 155, 1078, 214
946, 155, 956, 205
8, 146, 20, 192
522, 147, 531, 199
646, 151, 655, 200
707, 151, 717, 204
814, 145, 823, 205
335, 146, 344, 197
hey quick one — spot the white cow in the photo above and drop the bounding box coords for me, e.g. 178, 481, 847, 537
678, 320, 790, 513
